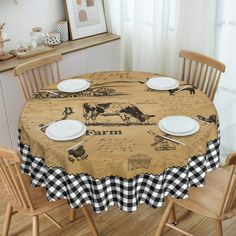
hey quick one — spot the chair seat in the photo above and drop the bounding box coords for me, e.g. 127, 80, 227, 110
172, 165, 232, 219
2, 179, 66, 216
27, 186, 66, 215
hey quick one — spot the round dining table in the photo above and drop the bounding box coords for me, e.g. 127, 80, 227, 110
18, 71, 220, 213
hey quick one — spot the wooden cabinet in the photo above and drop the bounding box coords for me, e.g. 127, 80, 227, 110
60, 49, 88, 79
0, 34, 121, 149
0, 71, 25, 149
87, 40, 121, 72
0, 80, 12, 148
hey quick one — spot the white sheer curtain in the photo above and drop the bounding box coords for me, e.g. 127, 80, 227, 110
104, 0, 216, 78
214, 0, 236, 162
104, 0, 236, 162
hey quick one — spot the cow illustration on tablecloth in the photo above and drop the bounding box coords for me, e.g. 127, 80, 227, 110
197, 114, 217, 124
83, 103, 155, 125
169, 85, 197, 95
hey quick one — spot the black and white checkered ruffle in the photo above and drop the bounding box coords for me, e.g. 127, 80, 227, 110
18, 138, 220, 213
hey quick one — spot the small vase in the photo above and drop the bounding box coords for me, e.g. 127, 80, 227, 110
56, 20, 69, 42
46, 33, 61, 46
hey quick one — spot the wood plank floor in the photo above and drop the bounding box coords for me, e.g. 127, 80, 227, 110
1, 198, 236, 236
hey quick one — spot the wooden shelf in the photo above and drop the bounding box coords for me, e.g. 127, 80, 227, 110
0, 39, 10, 43
0, 33, 120, 73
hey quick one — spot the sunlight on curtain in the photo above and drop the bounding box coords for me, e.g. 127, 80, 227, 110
104, 0, 215, 78
214, 0, 236, 162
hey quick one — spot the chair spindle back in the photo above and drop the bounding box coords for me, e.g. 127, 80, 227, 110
0, 146, 34, 211
14, 53, 63, 99
179, 50, 225, 100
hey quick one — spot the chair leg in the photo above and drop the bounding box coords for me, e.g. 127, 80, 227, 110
215, 219, 223, 236
155, 200, 174, 236
81, 206, 99, 236
69, 208, 77, 222
168, 203, 177, 225
2, 204, 13, 236
32, 215, 39, 236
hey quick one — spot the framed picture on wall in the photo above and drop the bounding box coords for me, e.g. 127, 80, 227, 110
65, 0, 107, 40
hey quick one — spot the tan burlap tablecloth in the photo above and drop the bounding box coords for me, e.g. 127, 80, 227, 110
19, 71, 218, 179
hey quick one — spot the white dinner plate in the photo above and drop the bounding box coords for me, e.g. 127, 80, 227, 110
146, 77, 179, 90
57, 79, 90, 93
45, 120, 87, 141
159, 116, 200, 136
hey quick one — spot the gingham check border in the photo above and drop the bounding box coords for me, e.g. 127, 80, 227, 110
18, 131, 220, 213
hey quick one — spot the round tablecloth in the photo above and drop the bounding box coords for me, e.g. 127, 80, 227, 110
19, 71, 220, 212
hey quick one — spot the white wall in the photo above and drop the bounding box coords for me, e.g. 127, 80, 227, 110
0, 0, 65, 50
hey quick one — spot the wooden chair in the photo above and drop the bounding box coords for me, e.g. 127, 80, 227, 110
0, 146, 100, 236
14, 53, 63, 99
155, 152, 236, 236
179, 50, 225, 100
